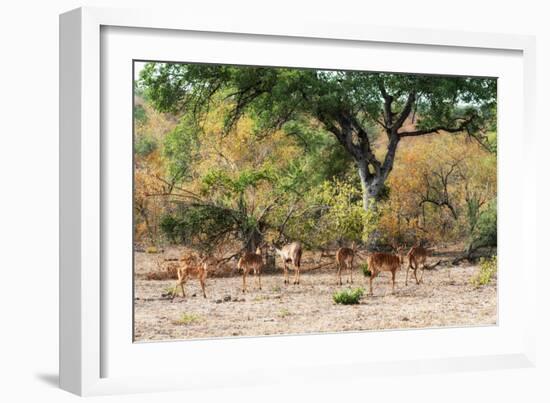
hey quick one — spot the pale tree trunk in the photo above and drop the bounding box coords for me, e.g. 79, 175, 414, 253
357, 160, 384, 211
320, 87, 439, 214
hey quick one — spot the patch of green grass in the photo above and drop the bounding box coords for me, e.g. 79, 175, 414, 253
173, 313, 201, 325
333, 287, 364, 305
279, 308, 291, 318
271, 285, 282, 293
360, 262, 371, 277
470, 256, 497, 287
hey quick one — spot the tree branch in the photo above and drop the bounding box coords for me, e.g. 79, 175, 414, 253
378, 81, 394, 129
392, 91, 416, 131
399, 115, 475, 138
380, 134, 400, 179
420, 198, 458, 220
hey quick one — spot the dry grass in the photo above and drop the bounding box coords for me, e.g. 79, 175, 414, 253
134, 248, 497, 341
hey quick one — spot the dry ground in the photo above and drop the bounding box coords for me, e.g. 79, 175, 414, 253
134, 248, 497, 341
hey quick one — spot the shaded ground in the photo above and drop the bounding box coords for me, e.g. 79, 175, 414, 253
134, 250, 496, 341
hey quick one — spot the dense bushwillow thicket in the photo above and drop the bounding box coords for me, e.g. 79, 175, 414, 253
134, 63, 497, 258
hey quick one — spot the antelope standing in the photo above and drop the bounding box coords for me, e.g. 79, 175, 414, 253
367, 247, 404, 295
271, 241, 303, 285
237, 247, 264, 293
406, 242, 429, 286
171, 253, 209, 300
335, 243, 356, 285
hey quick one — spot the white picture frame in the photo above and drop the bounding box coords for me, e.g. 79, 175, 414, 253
59, 6, 537, 396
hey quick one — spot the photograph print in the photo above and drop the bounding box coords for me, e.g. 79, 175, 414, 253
133, 62, 497, 341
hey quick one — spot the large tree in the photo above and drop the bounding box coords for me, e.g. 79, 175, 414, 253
139, 64, 496, 211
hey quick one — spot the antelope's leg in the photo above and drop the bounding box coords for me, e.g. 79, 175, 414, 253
285, 263, 290, 284
297, 265, 300, 285
257, 270, 262, 290
242, 271, 247, 293
171, 270, 181, 300
419, 261, 426, 283
337, 263, 342, 285
409, 258, 418, 285
369, 274, 373, 296
350, 260, 354, 284
200, 275, 206, 298
181, 273, 188, 297
283, 263, 288, 284
171, 281, 179, 300
391, 270, 396, 294
405, 264, 410, 286
413, 263, 420, 285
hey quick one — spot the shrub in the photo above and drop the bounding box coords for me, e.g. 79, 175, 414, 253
135, 134, 157, 156
475, 201, 497, 247
333, 287, 364, 305
173, 313, 201, 325
279, 308, 291, 318
471, 256, 497, 287
360, 262, 371, 277
467, 199, 497, 255
134, 104, 148, 124
159, 205, 237, 245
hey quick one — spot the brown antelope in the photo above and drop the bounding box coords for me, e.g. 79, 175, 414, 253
367, 246, 404, 295
171, 253, 209, 300
237, 247, 264, 293
271, 241, 303, 285
335, 242, 356, 285
406, 242, 429, 286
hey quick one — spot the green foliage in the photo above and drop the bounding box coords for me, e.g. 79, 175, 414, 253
471, 256, 497, 286
202, 168, 272, 197
486, 131, 497, 154
139, 63, 496, 148
134, 104, 148, 124
135, 62, 497, 256
162, 115, 200, 182
134, 134, 157, 157
281, 119, 353, 184
468, 199, 497, 253
159, 204, 236, 247
333, 287, 364, 305
303, 178, 378, 248
360, 262, 371, 277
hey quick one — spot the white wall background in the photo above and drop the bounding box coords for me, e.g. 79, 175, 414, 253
0, 1, 548, 402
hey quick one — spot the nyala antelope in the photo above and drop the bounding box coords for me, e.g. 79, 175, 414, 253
366, 246, 404, 295
237, 247, 264, 293
406, 242, 429, 286
271, 241, 303, 285
335, 242, 356, 285
171, 253, 209, 300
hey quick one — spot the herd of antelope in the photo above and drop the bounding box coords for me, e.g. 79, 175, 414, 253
168, 240, 429, 300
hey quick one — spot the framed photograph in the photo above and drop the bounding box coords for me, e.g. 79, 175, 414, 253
60, 6, 537, 396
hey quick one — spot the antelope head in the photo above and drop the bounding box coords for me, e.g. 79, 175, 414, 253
391, 242, 406, 265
